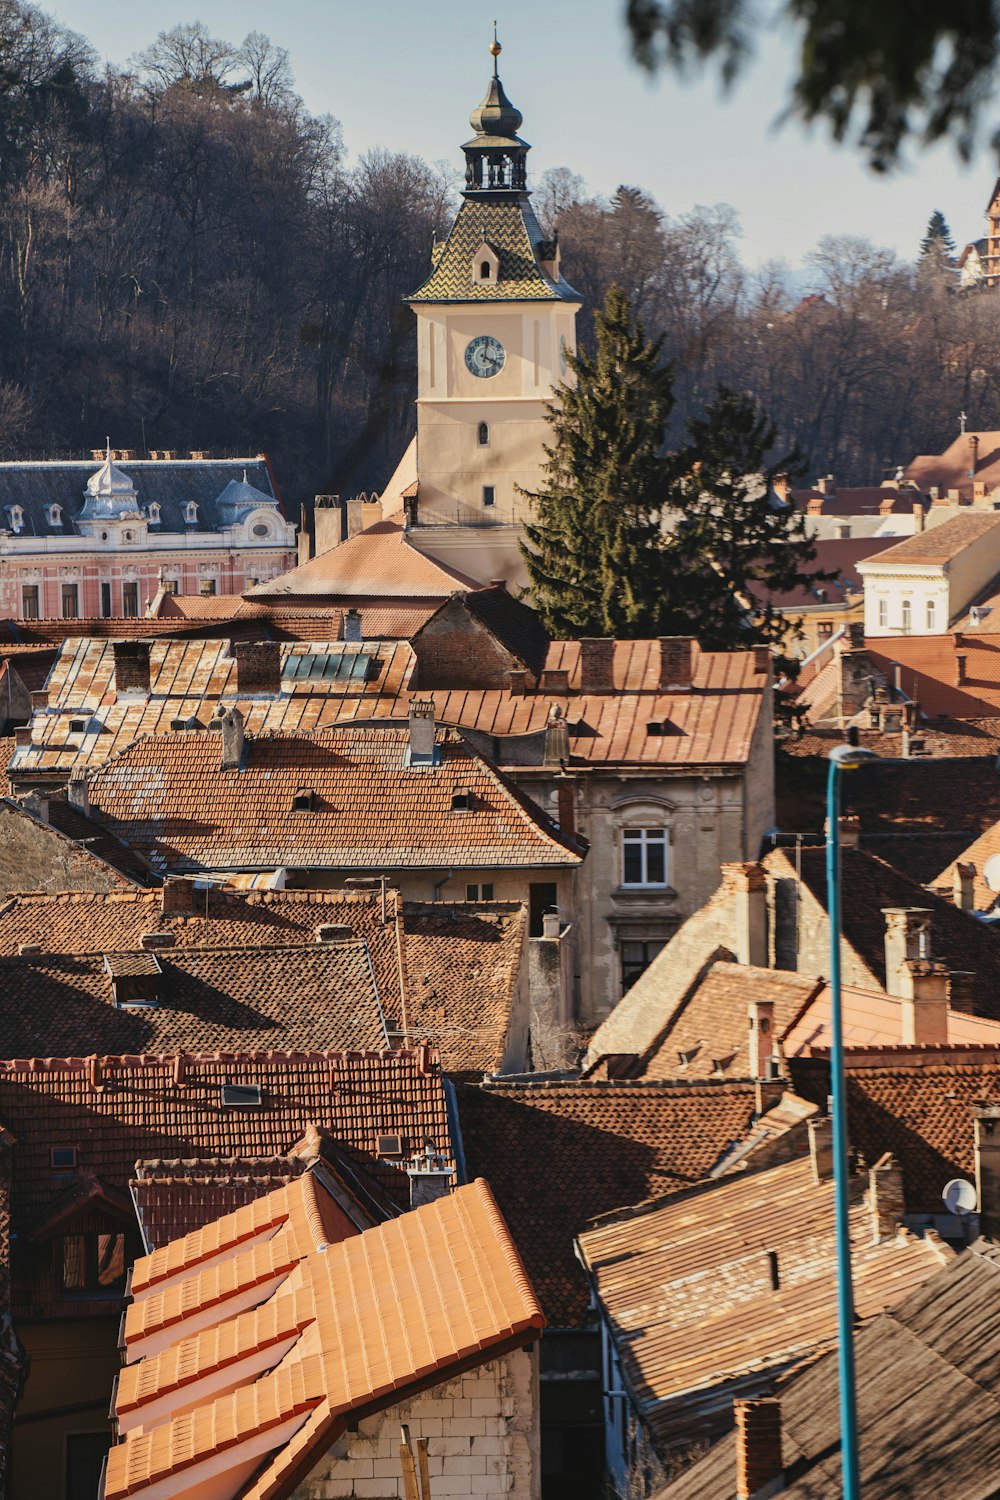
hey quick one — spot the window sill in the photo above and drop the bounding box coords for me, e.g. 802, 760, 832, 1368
613, 885, 677, 900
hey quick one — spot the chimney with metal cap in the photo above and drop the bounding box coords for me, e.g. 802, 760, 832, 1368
734, 1397, 783, 1500
882, 908, 933, 997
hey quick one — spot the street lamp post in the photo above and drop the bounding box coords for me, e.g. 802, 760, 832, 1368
826, 742, 877, 1500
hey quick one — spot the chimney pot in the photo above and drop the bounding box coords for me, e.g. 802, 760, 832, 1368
734, 1397, 783, 1500
541, 909, 561, 940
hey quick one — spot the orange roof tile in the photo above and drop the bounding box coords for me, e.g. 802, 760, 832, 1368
247, 518, 480, 599
106, 1178, 543, 1500
857, 510, 1000, 567
784, 982, 1000, 1055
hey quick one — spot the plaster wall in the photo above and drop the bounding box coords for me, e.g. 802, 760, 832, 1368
0, 799, 135, 898
291, 1349, 541, 1500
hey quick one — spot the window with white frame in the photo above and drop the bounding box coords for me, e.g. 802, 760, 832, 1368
46, 504, 62, 527
878, 598, 888, 628
901, 598, 912, 633
147, 502, 161, 524
184, 501, 198, 524
621, 827, 668, 887
926, 599, 936, 630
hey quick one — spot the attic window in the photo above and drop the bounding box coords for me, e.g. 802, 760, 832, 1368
221, 1083, 262, 1108
105, 953, 161, 1008
6, 505, 23, 533
50, 1146, 78, 1171
712, 1051, 738, 1076
47, 504, 62, 527
480, 260, 491, 280
292, 788, 315, 812
184, 502, 198, 524
147, 502, 161, 525
377, 1134, 403, 1157
451, 789, 473, 811
646, 721, 664, 737
69, 718, 88, 734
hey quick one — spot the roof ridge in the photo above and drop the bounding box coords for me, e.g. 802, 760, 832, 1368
0, 1044, 442, 1075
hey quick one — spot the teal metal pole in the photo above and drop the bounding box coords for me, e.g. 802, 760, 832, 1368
826, 751, 862, 1499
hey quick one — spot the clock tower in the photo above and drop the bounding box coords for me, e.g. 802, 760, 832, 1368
405, 35, 581, 579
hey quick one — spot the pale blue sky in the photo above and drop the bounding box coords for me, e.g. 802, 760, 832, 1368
47, 0, 996, 269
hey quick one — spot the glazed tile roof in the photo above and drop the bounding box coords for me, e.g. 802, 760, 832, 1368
408, 195, 578, 304
657, 1247, 1000, 1500
790, 1049, 1000, 1211
773, 845, 1000, 1018
83, 724, 583, 874
107, 1177, 544, 1500
456, 1079, 773, 1327
0, 1047, 454, 1317
248, 518, 479, 598
578, 1154, 949, 1454
0, 943, 392, 1058
857, 510, 1000, 567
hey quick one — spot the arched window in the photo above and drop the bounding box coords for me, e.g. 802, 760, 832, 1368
878, 598, 888, 628
480, 261, 491, 280
926, 599, 936, 630
47, 504, 62, 527
184, 501, 198, 525
901, 599, 912, 633
478, 422, 490, 447
147, 502, 161, 525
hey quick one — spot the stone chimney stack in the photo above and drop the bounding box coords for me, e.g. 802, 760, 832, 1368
161, 877, 197, 916
233, 640, 281, 697
658, 637, 694, 692
912, 501, 926, 533
734, 1397, 783, 1500
867, 1153, 905, 1242
723, 863, 768, 967
898, 959, 950, 1045
748, 999, 776, 1079
579, 638, 614, 692
407, 699, 436, 763
113, 640, 152, 696
67, 775, 90, 816
882, 908, 933, 997
808, 1116, 833, 1183
343, 608, 363, 643
220, 706, 245, 771
975, 1104, 1000, 1240
953, 861, 976, 913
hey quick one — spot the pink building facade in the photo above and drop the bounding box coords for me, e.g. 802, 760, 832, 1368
0, 451, 296, 620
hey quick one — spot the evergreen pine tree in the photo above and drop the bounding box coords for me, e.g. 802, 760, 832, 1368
666, 386, 825, 653
920, 209, 956, 259
519, 284, 678, 637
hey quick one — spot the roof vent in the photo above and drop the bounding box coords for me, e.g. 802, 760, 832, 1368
221, 1083, 263, 1108
18, 943, 41, 957
69, 718, 88, 735
646, 721, 664, 737
292, 788, 316, 812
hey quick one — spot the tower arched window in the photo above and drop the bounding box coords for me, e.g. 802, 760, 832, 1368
478, 422, 490, 447
480, 261, 491, 280
147, 502, 161, 525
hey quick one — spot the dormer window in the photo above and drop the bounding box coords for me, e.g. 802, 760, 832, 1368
292, 788, 315, 812
472, 242, 500, 285
6, 505, 24, 534
147, 502, 161, 525
184, 501, 198, 525
47, 504, 62, 528
451, 788, 473, 811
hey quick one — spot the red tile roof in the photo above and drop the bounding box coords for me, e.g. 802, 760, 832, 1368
865, 634, 1000, 717
905, 429, 1000, 497
83, 724, 584, 874
857, 510, 1000, 566
107, 1177, 543, 1500
456, 1079, 772, 1327
0, 1047, 454, 1317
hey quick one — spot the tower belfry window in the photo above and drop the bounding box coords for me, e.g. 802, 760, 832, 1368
481, 261, 491, 279
478, 422, 490, 447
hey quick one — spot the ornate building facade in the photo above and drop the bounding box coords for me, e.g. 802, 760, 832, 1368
0, 450, 295, 620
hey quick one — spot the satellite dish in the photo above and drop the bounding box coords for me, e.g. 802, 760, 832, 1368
983, 854, 1000, 893
943, 1179, 978, 1216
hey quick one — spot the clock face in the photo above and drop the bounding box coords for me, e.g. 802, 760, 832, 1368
465, 334, 506, 379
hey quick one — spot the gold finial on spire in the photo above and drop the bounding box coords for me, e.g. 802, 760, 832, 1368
489, 19, 502, 75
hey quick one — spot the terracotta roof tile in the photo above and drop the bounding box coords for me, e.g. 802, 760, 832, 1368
457, 1079, 770, 1326
107, 1178, 544, 1500
864, 634, 1000, 717
858, 510, 1000, 566
83, 724, 583, 874
248, 518, 479, 599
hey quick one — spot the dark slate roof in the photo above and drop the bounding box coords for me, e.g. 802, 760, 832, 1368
408, 195, 579, 303
656, 1246, 1000, 1500
0, 458, 279, 538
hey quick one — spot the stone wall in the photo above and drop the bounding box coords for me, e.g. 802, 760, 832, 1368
0, 800, 133, 899
291, 1349, 540, 1499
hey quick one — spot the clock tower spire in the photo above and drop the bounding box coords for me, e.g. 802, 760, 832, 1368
403, 35, 582, 586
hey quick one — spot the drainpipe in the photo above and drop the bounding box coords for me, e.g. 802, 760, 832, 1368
432, 870, 453, 902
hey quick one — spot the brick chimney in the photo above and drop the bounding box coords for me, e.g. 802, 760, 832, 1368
734, 1397, 783, 1500
882, 908, 933, 997
30, 689, 48, 712
233, 640, 281, 696
507, 669, 527, 696
748, 999, 775, 1079
407, 699, 436, 764
658, 637, 694, 692
899, 959, 949, 1045
220, 706, 245, 771
948, 971, 977, 1014
539, 668, 570, 693
556, 779, 575, 840
723, 863, 767, 967
113, 640, 152, 695
579, 638, 614, 692
808, 1116, 833, 1183
161, 877, 197, 916
974, 1104, 1000, 1239
955, 651, 968, 686
867, 1152, 905, 1242
953, 862, 976, 912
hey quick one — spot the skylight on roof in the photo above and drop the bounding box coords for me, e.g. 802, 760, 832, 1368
221, 1083, 263, 1108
